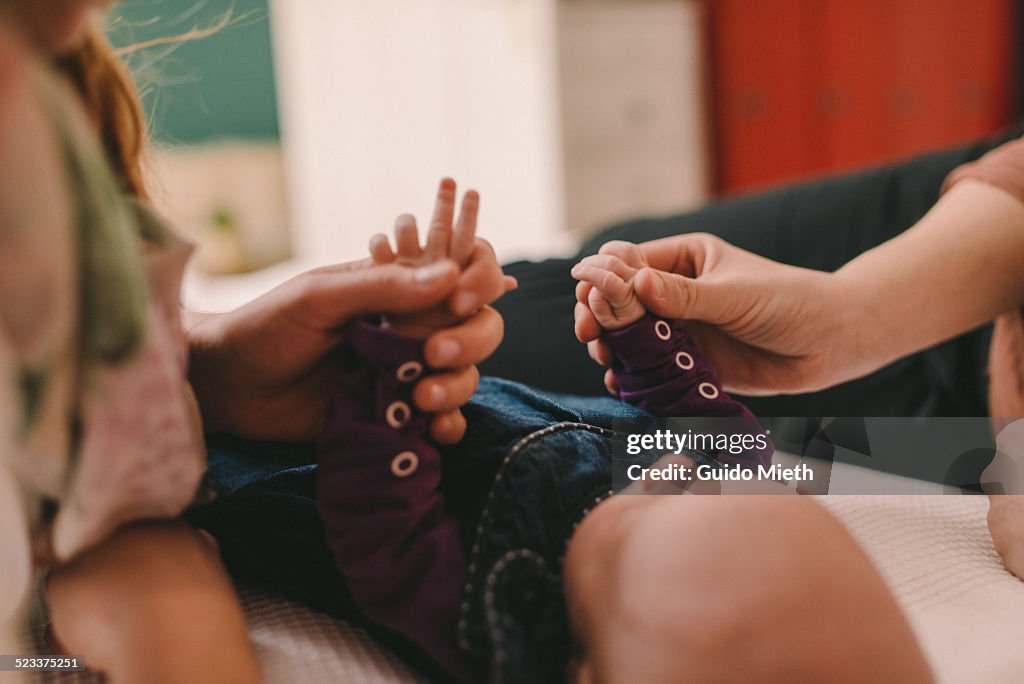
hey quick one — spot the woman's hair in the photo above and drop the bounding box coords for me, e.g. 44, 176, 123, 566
50, 10, 235, 201
54, 28, 148, 199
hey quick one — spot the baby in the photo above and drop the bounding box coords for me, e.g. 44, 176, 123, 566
315, 185, 769, 683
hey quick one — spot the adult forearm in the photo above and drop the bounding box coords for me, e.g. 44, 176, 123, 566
836, 180, 1024, 371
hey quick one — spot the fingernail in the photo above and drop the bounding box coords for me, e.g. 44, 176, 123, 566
435, 338, 461, 364
429, 383, 447, 406
453, 291, 478, 314
415, 261, 452, 283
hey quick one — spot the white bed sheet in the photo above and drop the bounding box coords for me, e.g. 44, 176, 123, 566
26, 466, 1024, 683
822, 493, 1024, 684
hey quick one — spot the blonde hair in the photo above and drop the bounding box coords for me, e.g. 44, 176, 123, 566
54, 28, 149, 199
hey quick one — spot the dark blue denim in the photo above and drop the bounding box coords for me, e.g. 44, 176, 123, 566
188, 378, 709, 683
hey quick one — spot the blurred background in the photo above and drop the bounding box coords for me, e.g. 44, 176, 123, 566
109, 0, 1021, 310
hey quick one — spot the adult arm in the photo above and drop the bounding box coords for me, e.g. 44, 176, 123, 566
576, 180, 1024, 396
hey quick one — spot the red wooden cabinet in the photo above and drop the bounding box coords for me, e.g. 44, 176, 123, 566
709, 0, 1016, 194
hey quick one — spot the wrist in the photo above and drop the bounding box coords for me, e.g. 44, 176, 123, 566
183, 311, 230, 433
826, 266, 892, 384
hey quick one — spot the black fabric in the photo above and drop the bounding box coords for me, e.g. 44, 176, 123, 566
482, 128, 1024, 417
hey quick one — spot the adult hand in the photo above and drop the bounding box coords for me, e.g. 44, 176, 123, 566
186, 257, 504, 444
574, 235, 858, 397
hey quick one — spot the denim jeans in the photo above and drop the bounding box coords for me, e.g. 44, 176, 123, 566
188, 378, 702, 683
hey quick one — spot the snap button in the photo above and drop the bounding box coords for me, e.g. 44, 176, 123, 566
654, 320, 672, 341
391, 451, 419, 477
698, 382, 719, 400
386, 401, 411, 428
675, 351, 695, 370
396, 361, 423, 383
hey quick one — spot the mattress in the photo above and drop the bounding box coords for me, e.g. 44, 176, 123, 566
22, 484, 1024, 683
27, 586, 425, 684
822, 494, 1024, 684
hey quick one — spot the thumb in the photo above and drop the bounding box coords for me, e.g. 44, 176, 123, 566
633, 267, 728, 323
307, 260, 460, 322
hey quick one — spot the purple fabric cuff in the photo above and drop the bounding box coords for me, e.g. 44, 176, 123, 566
603, 313, 771, 466
603, 313, 742, 415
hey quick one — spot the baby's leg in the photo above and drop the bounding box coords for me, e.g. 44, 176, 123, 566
985, 421, 1024, 578
47, 521, 258, 684
564, 495, 933, 683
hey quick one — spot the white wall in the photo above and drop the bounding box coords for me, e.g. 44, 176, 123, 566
183, 1, 709, 312
558, 1, 709, 236
269, 0, 571, 265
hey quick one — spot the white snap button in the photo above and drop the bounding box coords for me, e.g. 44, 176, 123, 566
675, 351, 695, 370
386, 401, 411, 428
396, 361, 423, 383
654, 320, 672, 340
698, 382, 719, 400
391, 451, 419, 477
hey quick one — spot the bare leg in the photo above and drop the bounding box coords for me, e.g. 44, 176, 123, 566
564, 495, 933, 683
46, 521, 259, 684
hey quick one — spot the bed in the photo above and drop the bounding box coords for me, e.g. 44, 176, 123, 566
26, 460, 1024, 683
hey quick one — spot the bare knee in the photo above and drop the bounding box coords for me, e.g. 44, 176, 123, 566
47, 521, 257, 684
565, 496, 933, 683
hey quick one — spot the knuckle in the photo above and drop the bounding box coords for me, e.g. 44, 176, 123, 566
599, 240, 633, 256
695, 232, 725, 255
289, 271, 326, 304
678, 278, 698, 312
601, 240, 642, 265
474, 238, 497, 259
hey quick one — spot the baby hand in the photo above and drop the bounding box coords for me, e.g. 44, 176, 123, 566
369, 178, 514, 338
571, 241, 649, 331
